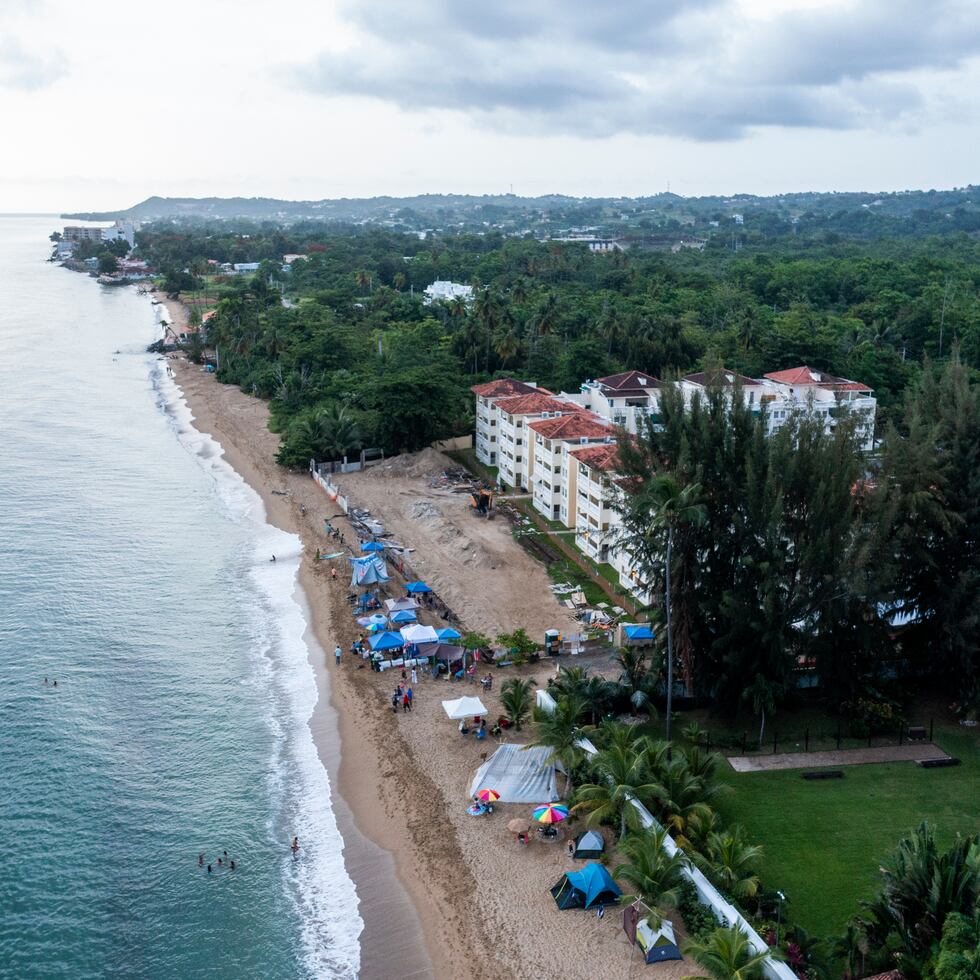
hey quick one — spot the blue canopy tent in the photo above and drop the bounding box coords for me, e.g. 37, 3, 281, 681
389, 609, 417, 624
357, 592, 379, 609
361, 541, 385, 552
349, 554, 390, 587
436, 627, 462, 641
368, 631, 405, 652
405, 581, 432, 594
550, 863, 622, 910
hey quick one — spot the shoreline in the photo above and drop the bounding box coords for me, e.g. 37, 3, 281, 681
151, 291, 449, 977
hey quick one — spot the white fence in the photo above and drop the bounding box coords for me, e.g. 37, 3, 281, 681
535, 689, 795, 980
311, 469, 349, 514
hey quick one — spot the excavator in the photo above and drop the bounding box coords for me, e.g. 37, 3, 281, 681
469, 486, 495, 518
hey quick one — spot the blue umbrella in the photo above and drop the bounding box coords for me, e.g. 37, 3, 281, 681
390, 609, 417, 624
405, 581, 432, 594
361, 541, 385, 552
436, 627, 462, 641
368, 631, 405, 652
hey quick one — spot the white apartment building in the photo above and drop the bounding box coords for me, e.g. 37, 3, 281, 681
494, 391, 585, 491
761, 366, 877, 451
101, 220, 140, 247
527, 413, 615, 521
471, 379, 543, 467
423, 280, 474, 305
567, 370, 663, 434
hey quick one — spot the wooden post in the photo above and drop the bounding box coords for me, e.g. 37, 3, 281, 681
805, 728, 809, 753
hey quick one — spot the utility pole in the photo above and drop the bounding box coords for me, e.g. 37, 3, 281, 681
938, 275, 952, 359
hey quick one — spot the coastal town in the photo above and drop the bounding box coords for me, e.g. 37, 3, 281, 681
42, 202, 980, 980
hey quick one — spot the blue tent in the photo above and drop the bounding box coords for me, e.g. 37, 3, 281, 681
390, 609, 417, 624
349, 554, 389, 587
436, 627, 462, 641
405, 581, 432, 594
368, 631, 405, 652
551, 862, 622, 910
361, 541, 385, 552
357, 592, 378, 609
624, 624, 655, 642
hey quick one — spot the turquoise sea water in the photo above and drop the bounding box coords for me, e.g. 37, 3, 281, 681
0, 216, 361, 978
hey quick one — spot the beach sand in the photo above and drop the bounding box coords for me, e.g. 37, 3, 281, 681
162, 292, 692, 978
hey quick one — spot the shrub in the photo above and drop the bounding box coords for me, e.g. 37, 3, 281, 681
677, 881, 720, 940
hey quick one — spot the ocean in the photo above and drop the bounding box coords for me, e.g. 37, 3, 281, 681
0, 216, 362, 978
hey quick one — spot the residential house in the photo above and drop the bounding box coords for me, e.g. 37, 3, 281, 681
423, 280, 473, 305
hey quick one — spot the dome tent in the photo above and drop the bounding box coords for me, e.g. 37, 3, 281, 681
550, 862, 621, 910
572, 830, 605, 859
635, 918, 682, 964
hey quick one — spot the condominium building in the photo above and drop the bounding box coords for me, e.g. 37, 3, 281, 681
527, 413, 614, 521
571, 370, 663, 433
471, 378, 544, 468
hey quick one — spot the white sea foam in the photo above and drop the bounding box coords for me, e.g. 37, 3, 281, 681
150, 358, 363, 978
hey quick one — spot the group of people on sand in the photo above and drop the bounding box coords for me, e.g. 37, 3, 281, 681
391, 680, 414, 713
199, 850, 237, 874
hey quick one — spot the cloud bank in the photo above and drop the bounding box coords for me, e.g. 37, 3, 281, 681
295, 0, 980, 140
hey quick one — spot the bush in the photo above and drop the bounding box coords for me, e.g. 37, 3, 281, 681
677, 881, 720, 940
842, 698, 904, 737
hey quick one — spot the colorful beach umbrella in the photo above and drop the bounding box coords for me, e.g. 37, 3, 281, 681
361, 541, 385, 552
532, 804, 570, 825
436, 627, 462, 641
476, 788, 500, 804
405, 581, 432, 594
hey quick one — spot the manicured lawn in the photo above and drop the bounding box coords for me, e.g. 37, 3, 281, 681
714, 723, 980, 940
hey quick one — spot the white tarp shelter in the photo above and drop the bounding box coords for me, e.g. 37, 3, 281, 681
442, 696, 488, 720
468, 744, 559, 803
402, 624, 439, 645
385, 597, 420, 612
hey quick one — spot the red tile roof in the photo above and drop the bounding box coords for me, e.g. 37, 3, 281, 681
595, 370, 662, 393
764, 365, 872, 392
569, 443, 620, 473
471, 378, 545, 398
495, 393, 586, 417
527, 414, 613, 440
684, 368, 760, 387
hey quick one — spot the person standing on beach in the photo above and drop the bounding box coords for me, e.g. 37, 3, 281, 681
407, 686, 414, 708
410, 667, 417, 685
334, 645, 341, 666
331, 567, 337, 580
402, 691, 411, 712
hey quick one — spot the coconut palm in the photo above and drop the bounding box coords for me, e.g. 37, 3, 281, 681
529, 694, 590, 793
500, 678, 535, 731
700, 826, 763, 901
573, 741, 666, 840
580, 676, 617, 725
652, 757, 718, 850
682, 925, 775, 980
614, 828, 688, 927
549, 665, 590, 704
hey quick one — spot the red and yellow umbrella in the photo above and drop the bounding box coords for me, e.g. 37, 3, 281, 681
476, 788, 500, 804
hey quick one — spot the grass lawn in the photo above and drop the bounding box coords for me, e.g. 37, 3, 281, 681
714, 721, 980, 940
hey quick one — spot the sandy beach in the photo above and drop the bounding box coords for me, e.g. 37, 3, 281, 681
158, 291, 690, 980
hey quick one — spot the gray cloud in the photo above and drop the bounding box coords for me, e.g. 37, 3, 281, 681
0, 37, 66, 90
294, 0, 980, 140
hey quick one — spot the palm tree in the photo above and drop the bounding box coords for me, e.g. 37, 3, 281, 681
700, 826, 763, 901
393, 272, 406, 291
500, 678, 535, 731
529, 695, 589, 794
627, 476, 706, 742
653, 757, 717, 850
742, 674, 778, 748
293, 403, 361, 463
493, 324, 521, 365
549, 665, 589, 704
682, 925, 775, 980
581, 676, 617, 725
354, 269, 373, 293
573, 741, 665, 840
614, 828, 688, 927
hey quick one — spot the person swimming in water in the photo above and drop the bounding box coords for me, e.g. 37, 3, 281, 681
291, 836, 300, 854
198, 853, 204, 867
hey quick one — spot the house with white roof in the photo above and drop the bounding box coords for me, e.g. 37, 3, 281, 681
423, 280, 473, 305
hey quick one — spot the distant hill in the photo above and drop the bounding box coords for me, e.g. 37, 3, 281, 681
62, 187, 980, 238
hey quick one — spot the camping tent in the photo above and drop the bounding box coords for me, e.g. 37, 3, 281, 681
550, 863, 622, 910
635, 918, 682, 964
572, 830, 605, 859
405, 581, 432, 593
442, 695, 488, 720
368, 631, 405, 652
468, 744, 559, 803
349, 554, 389, 587
401, 624, 439, 645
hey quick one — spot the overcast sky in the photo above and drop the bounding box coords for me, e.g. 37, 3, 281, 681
1, 0, 977, 212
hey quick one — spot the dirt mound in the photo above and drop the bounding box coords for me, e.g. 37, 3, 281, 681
409, 500, 442, 521
374, 447, 450, 479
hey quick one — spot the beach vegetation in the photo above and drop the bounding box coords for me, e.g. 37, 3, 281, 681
499, 677, 535, 731
681, 924, 777, 980
613, 826, 688, 926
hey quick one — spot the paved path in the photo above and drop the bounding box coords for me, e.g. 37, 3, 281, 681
727, 742, 950, 773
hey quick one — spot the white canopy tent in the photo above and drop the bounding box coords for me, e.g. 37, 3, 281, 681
442, 695, 489, 720
468, 744, 559, 803
385, 597, 420, 612
402, 624, 439, 645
